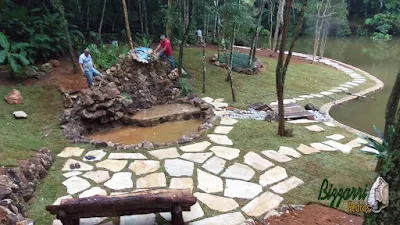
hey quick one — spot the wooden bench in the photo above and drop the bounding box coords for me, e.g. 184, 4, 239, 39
46, 189, 197, 225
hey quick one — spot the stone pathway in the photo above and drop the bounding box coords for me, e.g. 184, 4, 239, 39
54, 96, 368, 225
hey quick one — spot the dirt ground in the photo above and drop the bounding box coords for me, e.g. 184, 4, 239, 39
261, 204, 364, 225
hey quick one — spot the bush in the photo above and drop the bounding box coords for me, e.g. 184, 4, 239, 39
365, 12, 400, 41
217, 51, 257, 68
87, 41, 129, 70
179, 78, 192, 96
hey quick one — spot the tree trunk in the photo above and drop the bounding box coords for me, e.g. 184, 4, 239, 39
272, 0, 284, 54
166, 0, 173, 39
122, 0, 134, 49
216, 16, 221, 57
319, 18, 330, 58
227, 0, 239, 102
202, 0, 207, 94
312, 16, 324, 63
86, 0, 90, 37
143, 0, 149, 35
74, 0, 83, 29
248, 0, 266, 67
98, 0, 107, 38
384, 71, 400, 139
268, 0, 275, 51
213, 0, 218, 42
178, 0, 194, 76
138, 0, 144, 34
206, 14, 209, 40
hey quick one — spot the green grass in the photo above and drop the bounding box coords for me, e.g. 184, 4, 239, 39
217, 51, 257, 68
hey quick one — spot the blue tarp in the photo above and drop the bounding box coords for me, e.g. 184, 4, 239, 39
130, 47, 154, 63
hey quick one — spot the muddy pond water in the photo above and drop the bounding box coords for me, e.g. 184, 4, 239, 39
295, 37, 400, 135
88, 119, 202, 145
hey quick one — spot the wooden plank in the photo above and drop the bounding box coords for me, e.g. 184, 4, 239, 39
267, 103, 313, 119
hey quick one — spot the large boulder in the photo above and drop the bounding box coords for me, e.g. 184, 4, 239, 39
5, 89, 23, 105
40, 63, 53, 73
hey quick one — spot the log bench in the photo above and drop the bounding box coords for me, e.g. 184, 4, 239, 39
46, 189, 197, 225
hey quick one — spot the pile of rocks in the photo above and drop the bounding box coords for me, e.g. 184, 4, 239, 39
25, 59, 60, 79
209, 54, 264, 75
0, 148, 53, 225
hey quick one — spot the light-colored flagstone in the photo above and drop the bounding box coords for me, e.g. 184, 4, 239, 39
104, 172, 133, 190
296, 144, 320, 154
346, 82, 359, 86
202, 156, 226, 174
299, 95, 314, 99
58, 147, 85, 158
259, 166, 288, 186
241, 191, 284, 217
306, 125, 325, 132
181, 153, 213, 164
80, 217, 107, 225
79, 187, 107, 198
82, 170, 110, 184
62, 176, 91, 195
96, 159, 128, 172
165, 159, 194, 176
326, 134, 345, 141
207, 134, 233, 146
160, 202, 204, 222
320, 91, 333, 96
136, 172, 167, 189
128, 160, 160, 175
213, 110, 230, 116
180, 141, 212, 152
62, 171, 82, 178
287, 119, 317, 124
323, 140, 352, 153
270, 176, 304, 194
209, 146, 240, 160
340, 84, 353, 88
52, 195, 72, 205
293, 97, 305, 101
323, 122, 337, 127
214, 126, 234, 135
170, 178, 194, 192
194, 192, 239, 212
361, 146, 379, 155
329, 89, 342, 93
311, 94, 324, 98
188, 212, 245, 225
201, 97, 214, 103
62, 159, 94, 172
108, 153, 147, 160
120, 214, 156, 225
197, 169, 223, 193
224, 179, 262, 199
210, 102, 229, 108
221, 163, 255, 181
346, 137, 368, 148
149, 147, 180, 160
278, 146, 302, 158
83, 150, 107, 162
244, 152, 274, 171
220, 117, 238, 125
310, 142, 337, 151
261, 150, 292, 163
336, 87, 349, 91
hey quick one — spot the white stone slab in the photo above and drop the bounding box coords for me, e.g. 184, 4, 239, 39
320, 91, 333, 96
278, 146, 301, 158
96, 159, 128, 172
209, 146, 240, 160
104, 172, 133, 190
108, 153, 147, 160
361, 146, 379, 155
336, 87, 349, 91
136, 172, 167, 188
329, 89, 342, 93
194, 192, 239, 212
221, 163, 255, 181
214, 126, 234, 135
311, 94, 324, 98
261, 150, 292, 163
160, 202, 204, 222
120, 214, 156, 225
346, 137, 368, 148
299, 95, 314, 99
207, 134, 233, 146
213, 110, 230, 116
62, 159, 94, 172
170, 178, 194, 192
197, 169, 223, 193
58, 147, 85, 158
165, 159, 194, 176
79, 187, 107, 198
293, 97, 305, 101
220, 117, 238, 125
181, 153, 213, 163
202, 156, 226, 174
242, 191, 284, 217
259, 166, 288, 186
270, 176, 304, 194
287, 119, 317, 124
128, 160, 160, 175
13, 111, 27, 118
149, 147, 180, 160
180, 141, 212, 152
296, 144, 320, 154
326, 134, 345, 141
323, 122, 337, 127
62, 171, 82, 178
80, 217, 107, 225
82, 170, 110, 184
83, 150, 107, 162
188, 212, 245, 225
244, 152, 274, 171
323, 140, 352, 153
62, 176, 91, 195
224, 179, 263, 199
346, 82, 359, 86
52, 195, 73, 205
310, 143, 337, 151
340, 84, 353, 88
306, 125, 325, 132
354, 80, 366, 84
201, 97, 214, 103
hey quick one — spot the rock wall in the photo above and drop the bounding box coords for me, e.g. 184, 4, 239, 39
0, 148, 53, 225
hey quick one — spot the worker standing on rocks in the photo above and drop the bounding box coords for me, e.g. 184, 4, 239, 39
154, 35, 175, 72
79, 48, 103, 88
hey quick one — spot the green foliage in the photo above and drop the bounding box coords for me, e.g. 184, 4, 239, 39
179, 78, 192, 96
361, 125, 395, 161
134, 34, 153, 47
258, 28, 270, 48
217, 51, 257, 68
365, 12, 400, 42
87, 41, 129, 70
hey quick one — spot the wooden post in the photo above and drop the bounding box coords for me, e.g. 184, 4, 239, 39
58, 210, 79, 225
171, 205, 184, 225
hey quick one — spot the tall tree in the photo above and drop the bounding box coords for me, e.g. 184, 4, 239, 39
248, 0, 267, 67
267, 0, 277, 51
272, 0, 284, 55
384, 71, 400, 139
86, 0, 91, 37
98, 0, 107, 37
143, 0, 149, 35
319, 17, 331, 58
275, 0, 308, 136
178, 0, 194, 76
226, 0, 240, 102
121, 0, 134, 49
213, 0, 219, 42
312, 0, 334, 63
166, 0, 173, 39
138, 0, 144, 34
202, 0, 207, 93
50, 0, 79, 74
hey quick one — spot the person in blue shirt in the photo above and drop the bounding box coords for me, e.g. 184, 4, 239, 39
79, 48, 102, 88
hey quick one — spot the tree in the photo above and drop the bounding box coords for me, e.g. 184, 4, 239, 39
166, 0, 173, 39
384, 71, 400, 139
178, 0, 194, 76
248, 0, 267, 67
121, 0, 134, 49
267, 0, 277, 51
143, 0, 149, 35
86, 0, 91, 37
275, 0, 308, 136
202, 0, 207, 94
98, 0, 107, 37
312, 0, 334, 63
138, 0, 144, 34
272, 0, 285, 55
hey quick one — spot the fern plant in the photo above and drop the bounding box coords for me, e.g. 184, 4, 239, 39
178, 78, 192, 96
87, 42, 129, 70
134, 34, 153, 47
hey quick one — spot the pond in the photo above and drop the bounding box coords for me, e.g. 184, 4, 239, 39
295, 37, 400, 135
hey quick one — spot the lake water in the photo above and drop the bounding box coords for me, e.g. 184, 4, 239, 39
294, 37, 400, 135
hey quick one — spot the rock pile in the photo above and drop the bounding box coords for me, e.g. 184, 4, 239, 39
209, 54, 264, 75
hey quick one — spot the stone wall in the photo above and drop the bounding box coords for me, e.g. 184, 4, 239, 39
0, 148, 53, 225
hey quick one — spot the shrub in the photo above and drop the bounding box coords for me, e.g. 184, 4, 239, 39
179, 78, 192, 96
87, 41, 129, 70
217, 51, 257, 68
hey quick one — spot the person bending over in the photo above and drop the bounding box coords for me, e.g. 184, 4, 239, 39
154, 35, 175, 72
